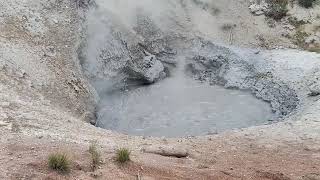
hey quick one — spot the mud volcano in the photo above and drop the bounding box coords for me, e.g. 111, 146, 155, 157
80, 1, 300, 138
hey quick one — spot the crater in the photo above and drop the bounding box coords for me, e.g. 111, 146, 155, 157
81, 37, 300, 138
96, 66, 275, 137
79, 3, 300, 138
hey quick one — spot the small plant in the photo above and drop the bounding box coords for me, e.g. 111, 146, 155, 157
298, 0, 316, 8
116, 148, 130, 163
89, 141, 101, 170
48, 152, 70, 173
292, 30, 309, 47
221, 24, 236, 31
288, 16, 308, 28
265, 0, 289, 20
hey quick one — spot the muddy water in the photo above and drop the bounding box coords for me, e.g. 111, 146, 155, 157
96, 69, 275, 137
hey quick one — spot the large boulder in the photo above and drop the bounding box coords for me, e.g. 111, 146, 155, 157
81, 8, 171, 85
127, 51, 165, 84
142, 145, 189, 158
249, 0, 269, 16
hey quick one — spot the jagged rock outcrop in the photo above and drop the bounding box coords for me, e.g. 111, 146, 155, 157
184, 38, 300, 116
249, 0, 269, 15
80, 8, 174, 85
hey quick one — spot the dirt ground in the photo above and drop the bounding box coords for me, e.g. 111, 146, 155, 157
1, 133, 320, 180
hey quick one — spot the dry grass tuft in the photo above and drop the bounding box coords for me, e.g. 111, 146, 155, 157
48, 152, 70, 173
116, 148, 131, 164
89, 141, 101, 170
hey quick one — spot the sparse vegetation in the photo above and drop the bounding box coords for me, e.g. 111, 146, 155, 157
89, 141, 101, 170
298, 0, 316, 8
191, 0, 221, 16
221, 24, 236, 31
289, 28, 320, 53
288, 16, 308, 28
307, 46, 320, 53
116, 148, 130, 163
48, 153, 70, 173
265, 0, 289, 20
292, 30, 309, 47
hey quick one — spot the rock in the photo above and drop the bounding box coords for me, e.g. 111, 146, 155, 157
283, 24, 295, 31
82, 16, 167, 85
0, 102, 10, 108
142, 145, 188, 158
307, 70, 320, 96
52, 19, 58, 24
0, 121, 10, 127
81, 111, 96, 125
90, 171, 103, 178
128, 52, 165, 84
249, 1, 269, 16
75, 0, 96, 9
256, 170, 291, 180
0, 113, 8, 120
308, 85, 320, 96
301, 173, 320, 180
305, 33, 320, 44
303, 145, 320, 152
43, 46, 56, 57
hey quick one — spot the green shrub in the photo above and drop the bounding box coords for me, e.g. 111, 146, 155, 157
116, 148, 130, 163
89, 142, 101, 170
266, 0, 289, 20
298, 0, 316, 8
48, 153, 70, 173
288, 16, 308, 28
293, 30, 309, 47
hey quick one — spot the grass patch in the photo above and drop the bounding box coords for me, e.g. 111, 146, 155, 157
116, 148, 131, 163
221, 24, 236, 31
265, 0, 289, 20
292, 30, 309, 47
291, 30, 320, 53
48, 153, 70, 173
288, 16, 308, 28
298, 0, 316, 8
89, 141, 101, 170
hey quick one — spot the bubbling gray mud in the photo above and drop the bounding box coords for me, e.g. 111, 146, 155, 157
96, 69, 274, 137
